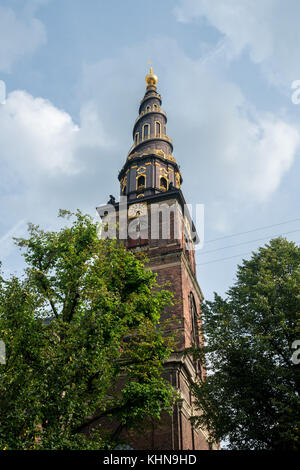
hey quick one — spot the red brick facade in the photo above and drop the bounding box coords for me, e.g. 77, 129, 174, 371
116, 195, 210, 450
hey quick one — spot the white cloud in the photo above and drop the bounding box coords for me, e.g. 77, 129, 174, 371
0, 4, 46, 72
78, 101, 114, 149
0, 91, 79, 175
233, 114, 299, 201
0, 87, 116, 246
174, 0, 275, 62
174, 0, 300, 84
0, 90, 117, 182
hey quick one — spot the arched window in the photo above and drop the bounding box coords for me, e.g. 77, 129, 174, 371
146, 105, 151, 112
190, 293, 199, 347
142, 123, 150, 140
135, 132, 139, 145
137, 175, 145, 190
160, 177, 168, 191
154, 104, 158, 111
155, 121, 161, 137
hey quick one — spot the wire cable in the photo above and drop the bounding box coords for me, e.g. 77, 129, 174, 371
197, 239, 300, 266
196, 228, 300, 256
204, 217, 300, 243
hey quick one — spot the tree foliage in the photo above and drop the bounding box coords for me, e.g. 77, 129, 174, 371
193, 237, 300, 450
0, 210, 176, 450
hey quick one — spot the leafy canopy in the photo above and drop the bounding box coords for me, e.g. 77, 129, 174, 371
0, 210, 176, 450
192, 237, 300, 450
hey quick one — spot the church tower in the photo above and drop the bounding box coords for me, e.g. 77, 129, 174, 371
118, 66, 180, 203
100, 68, 210, 450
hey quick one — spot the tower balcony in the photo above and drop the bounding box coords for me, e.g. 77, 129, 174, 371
127, 133, 173, 156
134, 107, 167, 128
140, 92, 161, 104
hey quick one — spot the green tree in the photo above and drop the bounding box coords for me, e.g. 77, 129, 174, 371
0, 210, 176, 450
192, 237, 300, 450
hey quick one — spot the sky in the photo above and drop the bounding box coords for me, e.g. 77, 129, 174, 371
0, 0, 299, 301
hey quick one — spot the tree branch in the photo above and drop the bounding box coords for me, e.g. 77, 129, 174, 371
72, 405, 125, 434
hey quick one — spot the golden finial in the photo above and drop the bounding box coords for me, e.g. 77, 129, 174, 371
145, 63, 158, 88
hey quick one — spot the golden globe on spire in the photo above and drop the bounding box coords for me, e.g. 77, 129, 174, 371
145, 65, 158, 88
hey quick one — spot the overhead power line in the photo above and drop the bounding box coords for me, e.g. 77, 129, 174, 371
205, 217, 300, 244
197, 250, 257, 266
196, 239, 300, 267
196, 228, 300, 256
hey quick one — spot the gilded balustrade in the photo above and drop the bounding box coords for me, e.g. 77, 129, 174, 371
128, 133, 173, 155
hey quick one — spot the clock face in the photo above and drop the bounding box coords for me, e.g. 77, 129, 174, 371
128, 202, 147, 218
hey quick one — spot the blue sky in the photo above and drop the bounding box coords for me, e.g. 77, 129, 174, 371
0, 0, 299, 300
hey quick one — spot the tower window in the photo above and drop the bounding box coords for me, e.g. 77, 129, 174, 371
146, 105, 151, 112
190, 293, 199, 347
154, 104, 158, 111
143, 123, 150, 140
137, 175, 146, 190
160, 177, 168, 191
135, 132, 139, 145
155, 121, 161, 137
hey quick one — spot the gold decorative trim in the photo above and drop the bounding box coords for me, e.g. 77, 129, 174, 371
127, 148, 176, 163
121, 176, 127, 194
137, 166, 146, 174
160, 167, 168, 176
